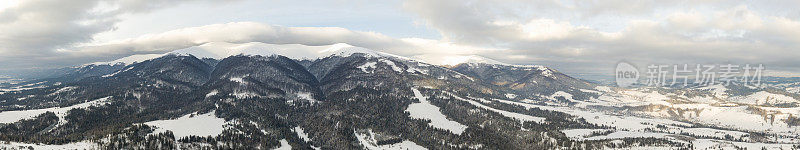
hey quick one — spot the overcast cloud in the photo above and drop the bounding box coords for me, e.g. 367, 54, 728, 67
1, 0, 800, 79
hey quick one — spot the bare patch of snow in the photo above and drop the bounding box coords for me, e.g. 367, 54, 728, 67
144, 110, 226, 138
594, 86, 613, 92
49, 86, 77, 96
295, 92, 318, 104
411, 54, 507, 66
579, 89, 602, 95
206, 90, 219, 98
561, 129, 612, 139
505, 93, 517, 99
354, 129, 427, 150
358, 62, 378, 73
294, 126, 312, 142
103, 66, 135, 78
696, 84, 729, 99
405, 88, 468, 135
692, 139, 798, 150
88, 54, 163, 66
406, 66, 428, 75
550, 91, 575, 102
446, 92, 545, 123
0, 96, 112, 124
230, 77, 245, 84
168, 42, 396, 61
584, 131, 669, 140
274, 139, 291, 150
379, 59, 403, 72
0, 141, 98, 149
232, 92, 259, 99
730, 91, 798, 105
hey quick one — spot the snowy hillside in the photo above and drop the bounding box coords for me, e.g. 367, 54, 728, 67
1, 42, 800, 149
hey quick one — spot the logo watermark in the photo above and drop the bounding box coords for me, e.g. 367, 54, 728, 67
615, 62, 639, 87
615, 62, 764, 87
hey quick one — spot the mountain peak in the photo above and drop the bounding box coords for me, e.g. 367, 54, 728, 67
412, 54, 509, 66
318, 43, 382, 58
86, 42, 392, 66
87, 54, 164, 66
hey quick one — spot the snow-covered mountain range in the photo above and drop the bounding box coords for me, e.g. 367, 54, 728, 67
0, 42, 799, 149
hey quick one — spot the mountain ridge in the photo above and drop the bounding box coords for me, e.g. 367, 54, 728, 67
2, 43, 799, 149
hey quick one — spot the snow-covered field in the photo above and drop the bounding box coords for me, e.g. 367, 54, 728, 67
446, 91, 546, 123
480, 84, 800, 148
0, 81, 49, 94
729, 91, 799, 105
274, 139, 291, 150
144, 110, 227, 138
693, 139, 798, 149
0, 96, 112, 124
0, 141, 98, 149
405, 88, 468, 134
294, 126, 312, 143
354, 129, 427, 150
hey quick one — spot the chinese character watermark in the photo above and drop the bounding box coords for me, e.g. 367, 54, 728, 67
615, 63, 764, 87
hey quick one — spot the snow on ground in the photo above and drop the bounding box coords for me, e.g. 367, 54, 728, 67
405, 64, 428, 75
205, 90, 219, 98
358, 59, 406, 73
354, 129, 427, 150
692, 139, 798, 150
696, 84, 729, 99
230, 77, 245, 84
619, 90, 671, 106
49, 86, 77, 96
295, 92, 318, 104
405, 88, 468, 135
144, 110, 226, 138
589, 89, 673, 107
358, 62, 378, 73
594, 86, 613, 93
294, 126, 312, 142
492, 99, 690, 131
446, 91, 546, 123
274, 139, 291, 150
579, 89, 602, 95
583, 131, 670, 140
0, 81, 49, 93
494, 98, 800, 146
0, 96, 112, 123
561, 129, 611, 139
729, 91, 799, 105
170, 42, 389, 60
787, 87, 800, 94
686, 95, 718, 104
102, 66, 135, 78
638, 103, 800, 133
550, 91, 575, 102
0, 141, 98, 149
674, 128, 749, 139
411, 54, 508, 66
232, 92, 259, 99
676, 105, 793, 132
379, 59, 403, 72
565, 127, 796, 148
505, 93, 517, 99
88, 54, 164, 66
87, 42, 413, 72
534, 66, 554, 77
580, 86, 800, 134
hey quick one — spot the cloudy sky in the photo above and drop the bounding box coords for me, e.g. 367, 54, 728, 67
2, 0, 800, 80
